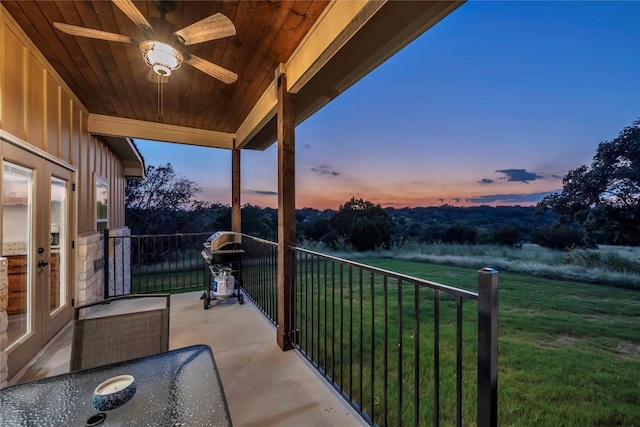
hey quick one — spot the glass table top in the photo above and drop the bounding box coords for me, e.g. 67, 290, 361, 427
1, 345, 231, 426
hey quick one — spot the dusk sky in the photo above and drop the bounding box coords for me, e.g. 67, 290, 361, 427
135, 1, 640, 210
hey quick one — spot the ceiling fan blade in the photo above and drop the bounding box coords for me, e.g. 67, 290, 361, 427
186, 55, 237, 84
112, 0, 153, 32
53, 22, 134, 43
175, 13, 236, 46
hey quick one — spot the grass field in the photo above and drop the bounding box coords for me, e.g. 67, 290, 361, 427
127, 248, 640, 425
131, 268, 203, 294
308, 242, 640, 290
360, 259, 640, 426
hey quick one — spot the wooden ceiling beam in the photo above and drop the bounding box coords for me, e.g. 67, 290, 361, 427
285, 0, 385, 94
88, 114, 234, 149
235, 79, 278, 148
235, 0, 379, 148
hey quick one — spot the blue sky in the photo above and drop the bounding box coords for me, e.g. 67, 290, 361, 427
136, 0, 640, 209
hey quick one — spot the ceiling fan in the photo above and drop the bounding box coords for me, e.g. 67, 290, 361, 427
53, 0, 238, 84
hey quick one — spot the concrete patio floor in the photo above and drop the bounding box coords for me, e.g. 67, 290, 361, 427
8, 291, 365, 427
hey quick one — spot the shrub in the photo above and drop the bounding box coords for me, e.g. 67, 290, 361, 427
492, 225, 522, 247
531, 224, 585, 250
442, 223, 478, 244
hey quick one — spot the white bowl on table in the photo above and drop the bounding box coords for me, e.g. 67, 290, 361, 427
92, 375, 137, 411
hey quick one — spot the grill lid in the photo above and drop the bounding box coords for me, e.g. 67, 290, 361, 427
206, 231, 241, 251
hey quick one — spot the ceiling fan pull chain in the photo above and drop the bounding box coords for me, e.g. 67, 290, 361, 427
156, 78, 163, 121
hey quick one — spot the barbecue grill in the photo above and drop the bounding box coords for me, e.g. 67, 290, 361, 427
200, 231, 244, 309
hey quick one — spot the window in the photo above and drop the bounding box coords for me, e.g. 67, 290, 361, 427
95, 175, 108, 233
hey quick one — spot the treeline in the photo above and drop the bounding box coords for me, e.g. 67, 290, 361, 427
126, 197, 559, 249
297, 202, 557, 248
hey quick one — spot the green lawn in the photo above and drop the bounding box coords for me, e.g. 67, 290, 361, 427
131, 268, 203, 294
290, 258, 640, 426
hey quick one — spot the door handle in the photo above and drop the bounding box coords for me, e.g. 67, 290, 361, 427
38, 260, 49, 268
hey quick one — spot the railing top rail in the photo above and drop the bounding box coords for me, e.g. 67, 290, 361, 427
291, 246, 479, 300
121, 232, 215, 239
241, 234, 278, 247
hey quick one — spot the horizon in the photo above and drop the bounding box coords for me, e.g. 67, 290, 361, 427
135, 1, 640, 211
159, 200, 547, 212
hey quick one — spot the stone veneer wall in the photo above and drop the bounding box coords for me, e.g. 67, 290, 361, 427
76, 228, 131, 318
76, 231, 104, 316
1, 257, 9, 388
106, 227, 131, 297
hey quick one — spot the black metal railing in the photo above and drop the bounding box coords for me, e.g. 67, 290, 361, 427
103, 230, 212, 298
287, 246, 498, 427
101, 230, 498, 426
240, 235, 279, 325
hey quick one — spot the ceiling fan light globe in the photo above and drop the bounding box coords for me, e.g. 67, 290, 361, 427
139, 40, 183, 75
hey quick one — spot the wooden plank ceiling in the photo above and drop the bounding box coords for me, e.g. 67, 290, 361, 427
2, 0, 329, 133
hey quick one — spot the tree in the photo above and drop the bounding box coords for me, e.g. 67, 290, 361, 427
531, 224, 585, 251
126, 163, 202, 211
125, 164, 203, 234
331, 197, 395, 251
492, 225, 522, 247
537, 120, 640, 246
442, 223, 478, 244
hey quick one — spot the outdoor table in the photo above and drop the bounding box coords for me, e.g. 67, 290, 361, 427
0, 345, 231, 426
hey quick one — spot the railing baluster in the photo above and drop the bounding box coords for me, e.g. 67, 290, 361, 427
261, 243, 265, 317
415, 283, 420, 427
138, 237, 144, 293
433, 289, 440, 427
370, 270, 375, 424
264, 243, 267, 317
359, 268, 363, 413
293, 250, 297, 346
340, 263, 344, 394
383, 275, 388, 427
317, 255, 321, 365
311, 254, 315, 363
397, 279, 403, 427
305, 253, 309, 352
182, 235, 186, 289
274, 245, 278, 322
263, 242, 267, 316
164, 235, 169, 292
269, 244, 273, 320
260, 241, 263, 311
324, 259, 328, 376
144, 237, 149, 293
456, 296, 463, 427
332, 261, 336, 385
257, 242, 261, 313
188, 235, 192, 288
152, 235, 157, 292
349, 265, 353, 402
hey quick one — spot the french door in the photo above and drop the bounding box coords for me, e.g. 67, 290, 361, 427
2, 141, 74, 379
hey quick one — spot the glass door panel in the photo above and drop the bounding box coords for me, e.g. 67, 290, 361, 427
42, 162, 73, 343
2, 161, 34, 349
3, 141, 74, 379
49, 177, 66, 313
